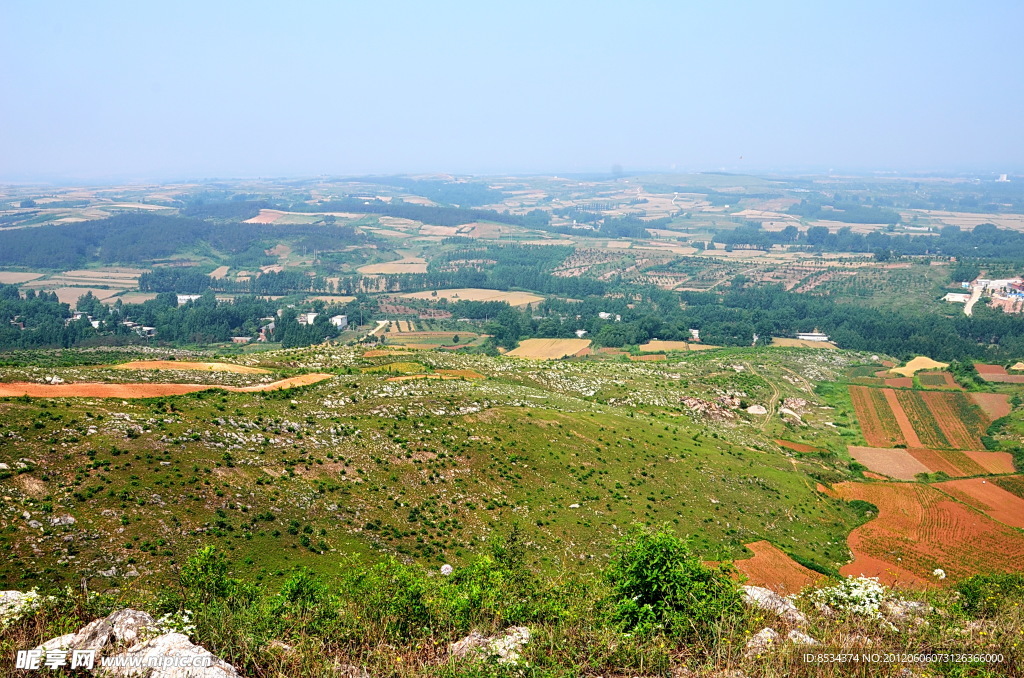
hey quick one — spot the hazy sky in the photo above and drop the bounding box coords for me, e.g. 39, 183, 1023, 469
2, 1, 1022, 181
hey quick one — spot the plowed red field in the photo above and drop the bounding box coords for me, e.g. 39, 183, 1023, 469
848, 446, 929, 480
849, 386, 906, 447
918, 391, 985, 449
907, 448, 986, 477
834, 481, 1024, 585
963, 451, 1016, 475
734, 541, 825, 594
0, 374, 332, 399
936, 477, 1024, 529
969, 392, 1012, 420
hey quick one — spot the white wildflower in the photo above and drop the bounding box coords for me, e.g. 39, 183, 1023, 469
933, 568, 946, 580
440, 564, 454, 576
808, 576, 887, 617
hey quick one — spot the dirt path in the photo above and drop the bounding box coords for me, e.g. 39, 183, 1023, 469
964, 285, 982, 316
108, 361, 270, 374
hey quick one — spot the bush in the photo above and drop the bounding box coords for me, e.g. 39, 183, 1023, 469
604, 525, 741, 640
956, 572, 1024, 618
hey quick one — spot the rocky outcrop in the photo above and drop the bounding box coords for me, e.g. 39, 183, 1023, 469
741, 585, 807, 626
99, 632, 238, 677
450, 626, 531, 665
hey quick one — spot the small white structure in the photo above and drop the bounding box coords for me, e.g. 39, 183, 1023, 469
796, 332, 830, 342
689, 328, 700, 341
575, 329, 588, 338
176, 294, 201, 305
329, 314, 348, 329
997, 174, 1010, 183
943, 292, 971, 304
296, 312, 319, 325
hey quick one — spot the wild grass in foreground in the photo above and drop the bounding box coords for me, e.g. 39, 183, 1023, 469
1, 526, 1022, 677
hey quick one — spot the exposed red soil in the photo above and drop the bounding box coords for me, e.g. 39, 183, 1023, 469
884, 377, 914, 388
0, 374, 332, 399
848, 446, 929, 480
906, 448, 986, 477
849, 385, 906, 447
918, 391, 984, 449
863, 471, 890, 480
963, 451, 1016, 474
775, 439, 827, 454
974, 363, 1008, 376
883, 389, 923, 448
834, 481, 1024, 586
969, 392, 1012, 420
734, 541, 825, 595
935, 477, 1024, 529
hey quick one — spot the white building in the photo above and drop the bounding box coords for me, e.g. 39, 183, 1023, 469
796, 332, 830, 342
176, 294, 201, 305
329, 314, 348, 329
296, 312, 319, 325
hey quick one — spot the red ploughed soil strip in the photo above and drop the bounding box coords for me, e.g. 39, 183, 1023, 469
775, 439, 826, 454
935, 477, 1024, 529
883, 389, 923, 448
734, 541, 825, 595
885, 377, 914, 388
834, 481, 1024, 586
974, 363, 1008, 376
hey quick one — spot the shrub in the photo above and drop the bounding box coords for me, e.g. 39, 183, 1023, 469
956, 572, 1024, 618
603, 525, 742, 640
808, 576, 886, 617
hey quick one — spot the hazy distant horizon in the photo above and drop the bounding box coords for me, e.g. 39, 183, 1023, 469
2, 1, 1021, 183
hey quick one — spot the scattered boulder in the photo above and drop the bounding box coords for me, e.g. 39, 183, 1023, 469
681, 397, 736, 421
881, 599, 933, 625
50, 515, 76, 526
744, 627, 780, 655
99, 632, 238, 677
107, 609, 157, 644
779, 407, 803, 424
741, 586, 807, 626
331, 663, 370, 678
450, 626, 531, 665
786, 629, 819, 646
745, 405, 768, 415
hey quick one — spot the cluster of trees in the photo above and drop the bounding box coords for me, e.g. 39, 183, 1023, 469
474, 282, 1024, 361
349, 177, 503, 207
140, 269, 330, 295
711, 221, 1024, 260
289, 198, 550, 229
0, 213, 371, 269
787, 199, 902, 224
0, 286, 98, 349
181, 200, 269, 221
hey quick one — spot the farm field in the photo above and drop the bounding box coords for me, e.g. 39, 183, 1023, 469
638, 340, 722, 352
848, 446, 929, 480
400, 288, 544, 306
849, 385, 988, 450
917, 371, 961, 389
889, 356, 948, 377
50, 287, 122, 306
935, 477, 1024, 529
833, 481, 1024, 585
848, 385, 906, 447
209, 265, 229, 279
769, 337, 838, 349
111, 292, 157, 304
975, 363, 1024, 383
733, 541, 824, 594
507, 338, 592, 359
969, 392, 1012, 419
107, 360, 270, 374
0, 373, 331, 398
357, 254, 428, 274
0, 271, 44, 284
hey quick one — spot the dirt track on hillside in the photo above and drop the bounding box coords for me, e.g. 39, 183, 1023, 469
0, 373, 332, 399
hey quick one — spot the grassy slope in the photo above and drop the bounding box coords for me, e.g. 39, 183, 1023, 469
0, 346, 873, 591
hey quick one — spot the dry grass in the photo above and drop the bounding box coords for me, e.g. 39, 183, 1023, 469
770, 337, 839, 349
358, 255, 428, 274
639, 340, 723, 352
0, 272, 44, 284
209, 266, 230, 279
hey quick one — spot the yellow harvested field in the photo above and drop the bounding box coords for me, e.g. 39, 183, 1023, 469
307, 295, 356, 304
110, 292, 157, 305
108, 360, 270, 374
0, 272, 44, 284
639, 340, 723, 352
401, 288, 544, 307
507, 338, 591, 359
771, 337, 839, 349
1011, 362, 1024, 371
890, 356, 949, 377
209, 266, 230, 279
52, 288, 121, 306
358, 255, 428, 274
63, 268, 145, 278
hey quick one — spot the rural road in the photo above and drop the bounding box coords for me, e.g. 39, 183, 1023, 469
964, 285, 983, 316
